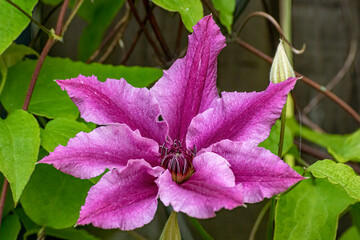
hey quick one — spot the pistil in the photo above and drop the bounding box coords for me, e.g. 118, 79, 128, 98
160, 140, 196, 183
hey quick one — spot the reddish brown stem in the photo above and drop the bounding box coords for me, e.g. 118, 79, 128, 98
121, 28, 142, 65
121, 11, 153, 64
22, 39, 54, 110
127, 0, 165, 64
294, 139, 333, 160
0, 0, 70, 231
23, 0, 70, 110
201, 0, 219, 19
142, 0, 171, 60
235, 38, 360, 124
98, 8, 132, 63
87, 4, 133, 63
0, 179, 9, 228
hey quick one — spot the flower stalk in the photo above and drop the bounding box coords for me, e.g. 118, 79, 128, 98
267, 2, 295, 239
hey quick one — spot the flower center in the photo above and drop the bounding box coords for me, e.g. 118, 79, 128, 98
160, 140, 196, 184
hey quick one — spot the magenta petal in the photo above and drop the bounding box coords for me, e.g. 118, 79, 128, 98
158, 152, 243, 218
57, 75, 167, 144
187, 78, 297, 150
39, 124, 159, 179
151, 15, 226, 142
209, 140, 304, 203
77, 160, 161, 230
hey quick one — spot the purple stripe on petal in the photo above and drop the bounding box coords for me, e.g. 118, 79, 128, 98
77, 160, 161, 230
209, 140, 304, 203
158, 152, 243, 219
187, 77, 298, 150
57, 75, 168, 144
151, 15, 225, 143
39, 125, 160, 179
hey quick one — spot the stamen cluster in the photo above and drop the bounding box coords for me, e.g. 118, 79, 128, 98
160, 140, 196, 183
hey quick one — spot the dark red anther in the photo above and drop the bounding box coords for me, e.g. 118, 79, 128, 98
160, 140, 196, 183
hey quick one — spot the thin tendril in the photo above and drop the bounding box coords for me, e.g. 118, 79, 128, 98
236, 11, 305, 55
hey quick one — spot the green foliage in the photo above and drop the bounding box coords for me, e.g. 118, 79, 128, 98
287, 118, 360, 163
152, 0, 203, 32
40, 0, 62, 4
211, 0, 235, 33
1, 57, 163, 119
20, 164, 92, 229
350, 203, 360, 233
339, 226, 360, 240
41, 118, 93, 152
0, 0, 38, 55
233, 0, 250, 22
0, 57, 6, 95
274, 177, 356, 240
77, 0, 125, 60
41, 227, 100, 240
259, 120, 293, 155
159, 211, 181, 240
0, 215, 21, 240
41, 0, 125, 60
0, 110, 40, 203
307, 160, 360, 201
15, 207, 99, 240
1, 43, 39, 68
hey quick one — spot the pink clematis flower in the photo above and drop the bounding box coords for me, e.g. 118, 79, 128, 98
39, 15, 304, 230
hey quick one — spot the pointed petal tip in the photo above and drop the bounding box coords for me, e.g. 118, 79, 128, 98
151, 15, 225, 142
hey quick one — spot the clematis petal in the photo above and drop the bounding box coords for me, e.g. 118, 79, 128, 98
77, 160, 161, 230
158, 152, 243, 218
39, 124, 159, 179
187, 77, 297, 150
57, 75, 167, 144
151, 15, 226, 143
209, 140, 304, 203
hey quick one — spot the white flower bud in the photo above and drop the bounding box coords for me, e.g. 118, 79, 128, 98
270, 40, 295, 83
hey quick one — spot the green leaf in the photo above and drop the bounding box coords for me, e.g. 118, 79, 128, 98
0, 110, 40, 203
0, 56, 6, 95
43, 228, 100, 240
15, 207, 99, 240
339, 226, 360, 240
41, 0, 62, 5
350, 203, 360, 234
14, 207, 39, 231
20, 164, 92, 229
41, 118, 92, 152
307, 159, 360, 201
0, 0, 38, 54
77, 0, 125, 61
0, 215, 21, 240
259, 120, 293, 155
1, 43, 39, 68
233, 0, 250, 22
1, 57, 163, 119
211, 0, 235, 33
287, 118, 360, 163
159, 211, 181, 240
274, 177, 356, 240
152, 0, 203, 32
